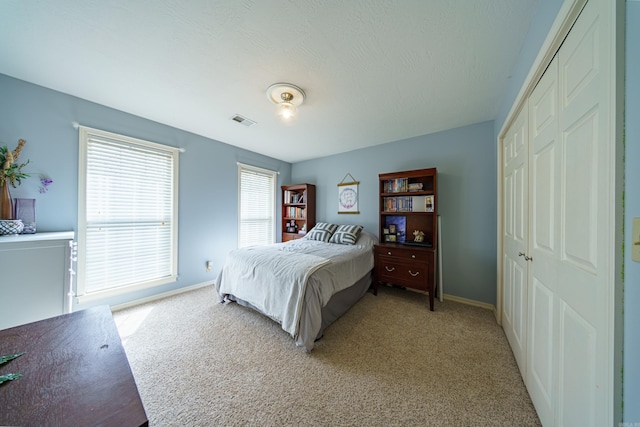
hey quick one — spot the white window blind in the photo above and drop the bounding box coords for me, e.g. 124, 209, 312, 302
238, 163, 276, 248
77, 126, 179, 300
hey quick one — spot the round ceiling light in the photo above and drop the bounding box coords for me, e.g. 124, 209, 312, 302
266, 83, 306, 122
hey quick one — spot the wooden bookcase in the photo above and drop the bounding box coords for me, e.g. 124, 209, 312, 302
281, 183, 316, 242
374, 168, 438, 310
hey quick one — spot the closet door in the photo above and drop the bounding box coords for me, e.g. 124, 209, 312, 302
502, 103, 529, 377
554, 0, 612, 424
527, 0, 613, 425
527, 56, 559, 427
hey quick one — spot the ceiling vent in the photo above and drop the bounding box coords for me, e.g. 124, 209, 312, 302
231, 114, 256, 127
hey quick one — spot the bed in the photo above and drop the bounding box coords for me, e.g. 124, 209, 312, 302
215, 225, 377, 351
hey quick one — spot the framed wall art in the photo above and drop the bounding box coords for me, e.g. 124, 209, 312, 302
338, 173, 359, 214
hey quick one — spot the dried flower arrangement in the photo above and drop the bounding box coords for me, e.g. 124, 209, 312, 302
0, 139, 30, 187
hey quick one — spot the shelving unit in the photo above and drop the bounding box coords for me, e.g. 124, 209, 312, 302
374, 168, 438, 310
281, 183, 316, 242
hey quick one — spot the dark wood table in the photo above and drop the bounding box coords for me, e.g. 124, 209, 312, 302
0, 305, 148, 426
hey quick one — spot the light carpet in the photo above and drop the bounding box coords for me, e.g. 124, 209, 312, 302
114, 285, 541, 426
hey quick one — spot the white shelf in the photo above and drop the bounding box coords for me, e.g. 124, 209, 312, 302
0, 231, 74, 244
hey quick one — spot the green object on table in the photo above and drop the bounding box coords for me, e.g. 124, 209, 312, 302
0, 352, 24, 365
0, 373, 22, 384
0, 352, 24, 384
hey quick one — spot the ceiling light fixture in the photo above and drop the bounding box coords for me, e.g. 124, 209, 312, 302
266, 83, 306, 122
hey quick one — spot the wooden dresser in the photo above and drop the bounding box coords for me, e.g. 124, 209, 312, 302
374, 244, 436, 311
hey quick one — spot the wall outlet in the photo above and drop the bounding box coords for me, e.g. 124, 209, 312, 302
206, 261, 213, 272
633, 218, 640, 263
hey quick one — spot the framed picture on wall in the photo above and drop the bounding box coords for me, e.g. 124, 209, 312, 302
338, 180, 359, 214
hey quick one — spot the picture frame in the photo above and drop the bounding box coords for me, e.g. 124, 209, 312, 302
425, 195, 435, 212
338, 173, 360, 214
338, 182, 359, 214
286, 219, 298, 233
385, 216, 406, 242
385, 234, 397, 242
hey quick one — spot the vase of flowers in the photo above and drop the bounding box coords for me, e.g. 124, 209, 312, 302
0, 139, 29, 220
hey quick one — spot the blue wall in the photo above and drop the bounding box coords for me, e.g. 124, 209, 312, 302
624, 1, 640, 422
292, 121, 497, 304
494, 0, 564, 137
0, 74, 292, 310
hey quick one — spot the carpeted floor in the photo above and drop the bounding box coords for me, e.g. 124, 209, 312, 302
114, 285, 541, 426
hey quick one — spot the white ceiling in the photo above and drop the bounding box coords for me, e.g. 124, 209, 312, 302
0, 0, 538, 163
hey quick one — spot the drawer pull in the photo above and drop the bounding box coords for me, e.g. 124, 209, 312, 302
385, 266, 396, 272
408, 270, 420, 277
411, 254, 416, 259
387, 251, 392, 255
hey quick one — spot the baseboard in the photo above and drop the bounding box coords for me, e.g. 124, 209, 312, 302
387, 285, 497, 317
443, 293, 496, 315
111, 281, 214, 312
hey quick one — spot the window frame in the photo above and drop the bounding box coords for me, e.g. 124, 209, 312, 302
237, 162, 277, 248
76, 126, 179, 303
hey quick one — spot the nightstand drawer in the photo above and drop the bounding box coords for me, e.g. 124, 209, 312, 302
376, 256, 429, 291
374, 245, 431, 262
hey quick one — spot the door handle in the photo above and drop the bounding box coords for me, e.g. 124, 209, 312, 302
518, 251, 533, 261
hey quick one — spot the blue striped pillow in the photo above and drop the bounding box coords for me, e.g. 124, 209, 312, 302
329, 224, 363, 245
305, 223, 338, 242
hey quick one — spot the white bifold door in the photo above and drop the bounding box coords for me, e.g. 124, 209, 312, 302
502, 0, 615, 425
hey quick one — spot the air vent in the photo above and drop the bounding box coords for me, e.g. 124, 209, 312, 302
231, 114, 256, 127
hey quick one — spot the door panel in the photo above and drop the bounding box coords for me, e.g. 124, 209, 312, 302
529, 277, 554, 414
556, 2, 610, 424
562, 110, 599, 273
502, 103, 529, 377
528, 55, 559, 427
558, 301, 597, 426
532, 143, 555, 253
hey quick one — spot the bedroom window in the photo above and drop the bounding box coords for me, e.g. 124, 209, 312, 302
77, 126, 179, 302
238, 163, 277, 247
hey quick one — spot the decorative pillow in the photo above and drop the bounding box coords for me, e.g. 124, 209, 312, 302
329, 224, 363, 245
305, 223, 338, 242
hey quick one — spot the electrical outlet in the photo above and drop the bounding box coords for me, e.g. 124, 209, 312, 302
633, 218, 640, 263
206, 261, 213, 272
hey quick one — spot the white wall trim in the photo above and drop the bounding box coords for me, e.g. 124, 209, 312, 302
111, 281, 214, 312
443, 293, 496, 314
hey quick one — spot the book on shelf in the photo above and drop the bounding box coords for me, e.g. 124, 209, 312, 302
287, 206, 304, 218
384, 178, 409, 193
384, 195, 434, 212
284, 190, 306, 204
